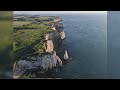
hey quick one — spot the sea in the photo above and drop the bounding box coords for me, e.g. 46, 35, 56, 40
52, 13, 107, 79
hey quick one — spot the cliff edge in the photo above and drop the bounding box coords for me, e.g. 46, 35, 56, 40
13, 16, 68, 79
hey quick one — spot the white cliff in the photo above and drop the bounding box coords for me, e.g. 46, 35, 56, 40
46, 40, 54, 53
13, 52, 63, 79
13, 17, 67, 79
60, 31, 65, 40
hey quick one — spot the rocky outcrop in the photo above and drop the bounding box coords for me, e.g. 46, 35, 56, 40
53, 17, 62, 22
60, 31, 65, 40
13, 51, 63, 79
64, 50, 69, 60
46, 40, 54, 53
51, 27, 56, 31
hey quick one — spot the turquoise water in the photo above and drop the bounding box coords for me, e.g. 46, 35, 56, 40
55, 14, 107, 79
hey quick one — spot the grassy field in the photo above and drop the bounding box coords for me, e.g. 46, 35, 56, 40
13, 29, 49, 51
13, 15, 57, 60
13, 21, 31, 27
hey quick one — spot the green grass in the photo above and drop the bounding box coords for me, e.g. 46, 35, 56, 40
13, 26, 50, 60
13, 29, 48, 51
13, 15, 58, 60
13, 21, 31, 27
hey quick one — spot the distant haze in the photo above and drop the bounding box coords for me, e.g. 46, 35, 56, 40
14, 11, 107, 15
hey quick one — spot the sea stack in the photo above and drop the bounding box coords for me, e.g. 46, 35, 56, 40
64, 50, 69, 60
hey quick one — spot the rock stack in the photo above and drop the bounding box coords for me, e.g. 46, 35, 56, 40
64, 50, 69, 60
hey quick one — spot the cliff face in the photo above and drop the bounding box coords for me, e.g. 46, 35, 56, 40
13, 17, 67, 78
46, 40, 54, 53
13, 51, 62, 79
60, 31, 66, 40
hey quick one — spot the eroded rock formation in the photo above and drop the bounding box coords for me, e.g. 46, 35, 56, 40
64, 50, 69, 60
60, 31, 66, 40
13, 51, 63, 79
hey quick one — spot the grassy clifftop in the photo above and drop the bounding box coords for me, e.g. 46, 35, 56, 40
13, 15, 60, 60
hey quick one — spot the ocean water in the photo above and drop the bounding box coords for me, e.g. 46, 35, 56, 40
54, 14, 107, 79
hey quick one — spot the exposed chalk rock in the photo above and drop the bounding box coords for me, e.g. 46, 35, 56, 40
54, 18, 61, 22
13, 17, 67, 79
64, 50, 69, 60
13, 53, 63, 79
60, 31, 65, 39
51, 27, 56, 31
46, 40, 54, 53
45, 33, 49, 40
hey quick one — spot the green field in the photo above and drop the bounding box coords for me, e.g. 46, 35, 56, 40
13, 21, 31, 27
13, 15, 57, 60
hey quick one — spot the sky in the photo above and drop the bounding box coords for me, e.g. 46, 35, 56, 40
14, 11, 107, 15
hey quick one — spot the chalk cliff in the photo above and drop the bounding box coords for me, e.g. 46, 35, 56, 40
46, 40, 54, 53
13, 17, 68, 78
13, 51, 62, 79
60, 31, 66, 40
